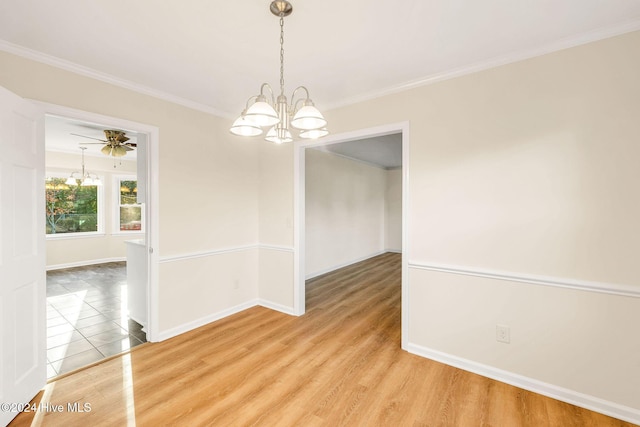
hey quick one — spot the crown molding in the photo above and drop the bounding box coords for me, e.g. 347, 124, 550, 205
0, 39, 233, 118
311, 147, 391, 170
323, 19, 640, 112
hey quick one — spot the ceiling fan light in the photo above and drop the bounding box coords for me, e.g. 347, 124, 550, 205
93, 177, 102, 186
245, 100, 280, 127
291, 105, 327, 130
81, 177, 94, 186
265, 126, 293, 144
299, 127, 329, 139
65, 176, 78, 186
230, 116, 263, 136
101, 145, 113, 156
113, 146, 127, 157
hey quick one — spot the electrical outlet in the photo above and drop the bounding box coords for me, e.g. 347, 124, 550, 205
496, 324, 510, 344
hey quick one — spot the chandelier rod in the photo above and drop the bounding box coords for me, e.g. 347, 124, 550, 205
279, 16, 285, 97
80, 146, 87, 178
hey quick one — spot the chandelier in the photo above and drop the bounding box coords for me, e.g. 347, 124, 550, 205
65, 146, 102, 186
229, 0, 328, 143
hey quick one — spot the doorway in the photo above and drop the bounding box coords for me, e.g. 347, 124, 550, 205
293, 122, 410, 349
38, 105, 159, 377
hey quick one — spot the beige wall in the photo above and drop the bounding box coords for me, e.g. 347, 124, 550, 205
257, 142, 295, 309
258, 30, 640, 414
0, 50, 261, 335
45, 150, 143, 268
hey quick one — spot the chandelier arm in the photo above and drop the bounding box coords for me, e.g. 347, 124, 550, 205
290, 86, 311, 111
291, 85, 310, 100
243, 95, 259, 112
259, 83, 276, 105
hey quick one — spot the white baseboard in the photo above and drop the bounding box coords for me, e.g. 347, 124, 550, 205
258, 299, 298, 316
46, 257, 126, 271
155, 299, 259, 342
155, 298, 302, 342
385, 248, 402, 254
407, 343, 640, 425
306, 250, 387, 280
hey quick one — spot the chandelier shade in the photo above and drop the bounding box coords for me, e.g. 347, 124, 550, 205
244, 97, 280, 127
229, 0, 328, 143
265, 126, 293, 144
299, 127, 329, 139
230, 114, 263, 137
291, 104, 327, 130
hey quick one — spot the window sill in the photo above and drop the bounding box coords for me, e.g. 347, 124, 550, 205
112, 230, 145, 236
46, 232, 106, 241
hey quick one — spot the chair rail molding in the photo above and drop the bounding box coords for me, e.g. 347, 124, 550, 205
408, 261, 640, 298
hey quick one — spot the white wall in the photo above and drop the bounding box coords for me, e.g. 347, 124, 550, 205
258, 30, 640, 421
45, 150, 143, 268
304, 149, 403, 277
305, 149, 387, 277
385, 168, 402, 252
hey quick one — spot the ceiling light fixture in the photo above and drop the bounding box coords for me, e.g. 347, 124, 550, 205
229, 0, 328, 144
65, 146, 102, 187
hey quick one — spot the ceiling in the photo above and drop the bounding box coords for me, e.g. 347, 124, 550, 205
1, 1, 640, 119
312, 134, 402, 169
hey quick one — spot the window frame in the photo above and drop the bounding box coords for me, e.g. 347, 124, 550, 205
113, 174, 145, 234
45, 170, 105, 239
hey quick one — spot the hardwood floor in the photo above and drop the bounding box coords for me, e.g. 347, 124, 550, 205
10, 253, 635, 426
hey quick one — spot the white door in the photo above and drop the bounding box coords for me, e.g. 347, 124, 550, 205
0, 86, 46, 426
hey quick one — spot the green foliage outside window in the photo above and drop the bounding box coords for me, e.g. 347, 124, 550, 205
45, 177, 98, 234
119, 180, 142, 231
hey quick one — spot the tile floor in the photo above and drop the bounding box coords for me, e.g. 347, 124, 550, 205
46, 262, 146, 379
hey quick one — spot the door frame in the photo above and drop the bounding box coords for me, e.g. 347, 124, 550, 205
33, 101, 161, 342
293, 121, 410, 349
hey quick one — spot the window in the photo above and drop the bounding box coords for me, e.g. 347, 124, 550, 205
45, 176, 101, 235
117, 178, 143, 232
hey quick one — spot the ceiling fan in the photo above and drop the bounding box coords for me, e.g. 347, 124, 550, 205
71, 130, 136, 157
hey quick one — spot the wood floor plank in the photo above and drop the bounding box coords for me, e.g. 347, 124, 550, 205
9, 252, 636, 426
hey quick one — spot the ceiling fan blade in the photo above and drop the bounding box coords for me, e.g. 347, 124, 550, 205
125, 142, 137, 147
79, 142, 107, 145
123, 145, 134, 151
71, 133, 107, 142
